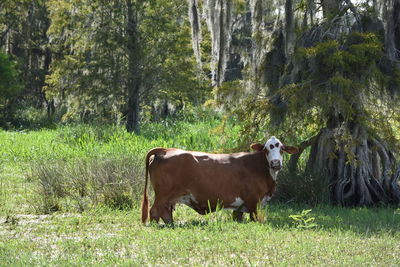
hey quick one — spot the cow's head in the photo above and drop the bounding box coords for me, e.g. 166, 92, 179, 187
251, 136, 299, 171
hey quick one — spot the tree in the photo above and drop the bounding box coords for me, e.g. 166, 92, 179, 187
0, 50, 22, 125
276, 0, 400, 205
0, 0, 52, 122
194, 0, 400, 205
45, 0, 208, 132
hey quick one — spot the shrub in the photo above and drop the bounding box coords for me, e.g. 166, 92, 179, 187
274, 170, 331, 205
31, 156, 144, 213
289, 209, 318, 229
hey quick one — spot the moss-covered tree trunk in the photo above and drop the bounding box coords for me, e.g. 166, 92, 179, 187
294, 117, 400, 205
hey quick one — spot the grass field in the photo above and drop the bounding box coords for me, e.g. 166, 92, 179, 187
0, 118, 399, 266
1, 205, 399, 265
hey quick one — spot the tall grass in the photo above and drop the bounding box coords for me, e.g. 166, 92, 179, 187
31, 156, 143, 213
0, 116, 242, 213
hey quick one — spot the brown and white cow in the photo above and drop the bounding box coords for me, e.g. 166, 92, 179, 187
141, 136, 298, 224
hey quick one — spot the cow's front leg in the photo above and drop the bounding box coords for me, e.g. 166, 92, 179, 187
232, 211, 243, 222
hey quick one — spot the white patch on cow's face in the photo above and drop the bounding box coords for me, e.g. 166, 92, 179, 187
264, 136, 283, 173
226, 197, 248, 212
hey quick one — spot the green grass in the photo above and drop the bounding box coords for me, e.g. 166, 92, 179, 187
0, 205, 399, 265
0, 118, 241, 214
0, 118, 399, 265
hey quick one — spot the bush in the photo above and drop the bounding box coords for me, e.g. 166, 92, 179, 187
32, 156, 144, 213
273, 170, 331, 205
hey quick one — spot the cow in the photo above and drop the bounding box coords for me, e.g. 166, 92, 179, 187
141, 136, 298, 224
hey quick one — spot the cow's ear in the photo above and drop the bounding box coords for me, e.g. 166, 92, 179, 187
250, 143, 265, 152
282, 145, 299, 154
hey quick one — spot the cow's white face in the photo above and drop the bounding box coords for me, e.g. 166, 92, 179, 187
250, 137, 299, 180
264, 136, 283, 171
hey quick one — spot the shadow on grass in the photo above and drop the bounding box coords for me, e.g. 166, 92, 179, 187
152, 220, 210, 229
145, 203, 400, 235
149, 217, 258, 229
266, 203, 400, 235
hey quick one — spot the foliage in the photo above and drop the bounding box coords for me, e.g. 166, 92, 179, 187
0, 50, 22, 125
0, 51, 21, 99
44, 0, 209, 125
232, 32, 400, 150
285, 32, 390, 133
0, 0, 50, 120
273, 169, 331, 205
289, 209, 318, 229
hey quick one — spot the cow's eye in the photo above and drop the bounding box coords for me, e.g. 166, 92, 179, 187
269, 144, 274, 150
275, 143, 279, 147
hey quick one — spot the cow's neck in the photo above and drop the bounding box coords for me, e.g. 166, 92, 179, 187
269, 168, 279, 181
253, 151, 278, 181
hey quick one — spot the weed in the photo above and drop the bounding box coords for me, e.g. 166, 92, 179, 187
289, 209, 318, 229
5, 214, 19, 225
254, 202, 268, 223
206, 200, 227, 224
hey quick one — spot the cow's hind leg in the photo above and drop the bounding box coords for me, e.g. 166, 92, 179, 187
232, 211, 243, 222
150, 197, 164, 223
150, 198, 174, 224
150, 205, 161, 223
160, 206, 173, 224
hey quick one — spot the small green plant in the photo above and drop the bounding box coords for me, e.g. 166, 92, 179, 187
289, 209, 318, 229
206, 200, 231, 226
5, 214, 19, 225
254, 202, 267, 223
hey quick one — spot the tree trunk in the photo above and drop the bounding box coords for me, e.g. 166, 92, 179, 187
205, 0, 233, 86
126, 84, 140, 133
188, 0, 202, 67
285, 0, 294, 56
301, 119, 400, 205
321, 0, 340, 18
44, 42, 54, 120
125, 0, 141, 134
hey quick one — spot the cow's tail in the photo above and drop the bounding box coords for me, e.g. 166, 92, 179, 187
141, 148, 166, 224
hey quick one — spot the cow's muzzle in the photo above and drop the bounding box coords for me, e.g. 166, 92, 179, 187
270, 160, 282, 171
